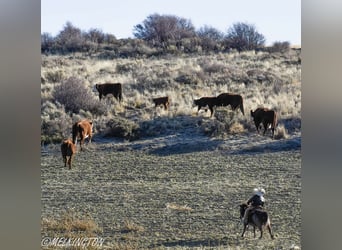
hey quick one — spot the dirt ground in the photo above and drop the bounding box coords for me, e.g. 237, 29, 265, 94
41, 128, 301, 249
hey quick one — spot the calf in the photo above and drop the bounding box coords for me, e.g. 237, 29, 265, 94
152, 96, 170, 110
72, 120, 93, 151
61, 139, 76, 169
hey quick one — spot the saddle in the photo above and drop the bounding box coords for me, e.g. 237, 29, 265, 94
249, 205, 263, 217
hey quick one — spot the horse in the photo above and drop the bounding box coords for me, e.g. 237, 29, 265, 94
239, 203, 274, 239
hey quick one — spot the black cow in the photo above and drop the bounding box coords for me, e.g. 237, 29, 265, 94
251, 107, 277, 137
153, 96, 170, 110
193, 97, 218, 117
215, 93, 244, 115
95, 83, 122, 102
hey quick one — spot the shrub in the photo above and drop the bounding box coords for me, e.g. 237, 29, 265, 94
102, 117, 140, 140
201, 109, 245, 137
45, 70, 65, 83
53, 77, 106, 115
268, 41, 290, 53
41, 101, 72, 144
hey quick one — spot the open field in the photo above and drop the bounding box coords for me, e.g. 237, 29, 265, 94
41, 49, 301, 249
41, 127, 301, 249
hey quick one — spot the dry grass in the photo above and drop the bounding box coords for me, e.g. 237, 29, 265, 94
41, 50, 301, 143
41, 50, 301, 249
166, 203, 193, 212
41, 209, 102, 236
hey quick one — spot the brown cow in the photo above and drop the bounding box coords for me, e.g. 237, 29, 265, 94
61, 139, 76, 169
193, 97, 217, 117
95, 83, 122, 102
215, 93, 245, 115
250, 107, 277, 137
152, 96, 170, 110
239, 203, 274, 239
72, 120, 93, 151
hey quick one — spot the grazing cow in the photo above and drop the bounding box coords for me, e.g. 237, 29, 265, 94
95, 83, 122, 102
239, 203, 274, 239
61, 139, 76, 169
152, 96, 170, 110
193, 97, 218, 117
215, 93, 245, 115
250, 108, 277, 137
72, 120, 93, 151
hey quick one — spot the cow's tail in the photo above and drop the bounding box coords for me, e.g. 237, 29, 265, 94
273, 111, 278, 129
240, 97, 245, 115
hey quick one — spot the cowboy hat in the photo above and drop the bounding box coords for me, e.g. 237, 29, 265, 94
254, 187, 265, 196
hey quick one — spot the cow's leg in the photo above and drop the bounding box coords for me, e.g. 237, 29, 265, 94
263, 122, 267, 135
63, 156, 67, 167
209, 106, 214, 117
68, 155, 72, 169
80, 136, 84, 151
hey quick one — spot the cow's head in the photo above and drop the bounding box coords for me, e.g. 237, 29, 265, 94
94, 84, 99, 92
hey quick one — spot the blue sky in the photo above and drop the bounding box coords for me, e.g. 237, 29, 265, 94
41, 0, 301, 46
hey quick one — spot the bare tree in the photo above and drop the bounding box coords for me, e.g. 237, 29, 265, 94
197, 25, 224, 52
55, 22, 84, 53
41, 32, 55, 53
133, 13, 196, 49
225, 22, 265, 52
84, 28, 105, 44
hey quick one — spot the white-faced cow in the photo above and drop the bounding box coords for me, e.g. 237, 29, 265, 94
152, 96, 170, 110
61, 139, 76, 169
72, 120, 93, 151
95, 83, 122, 102
250, 107, 277, 137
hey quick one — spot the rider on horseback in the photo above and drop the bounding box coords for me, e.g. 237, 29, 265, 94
242, 187, 265, 224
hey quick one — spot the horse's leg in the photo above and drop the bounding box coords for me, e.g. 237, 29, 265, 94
241, 224, 247, 237
267, 224, 274, 239
253, 226, 256, 238
259, 226, 263, 239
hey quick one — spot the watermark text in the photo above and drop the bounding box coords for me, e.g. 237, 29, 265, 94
41, 237, 105, 248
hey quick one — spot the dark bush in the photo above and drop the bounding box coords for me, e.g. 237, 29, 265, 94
268, 41, 291, 53
225, 22, 265, 52
103, 117, 140, 140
